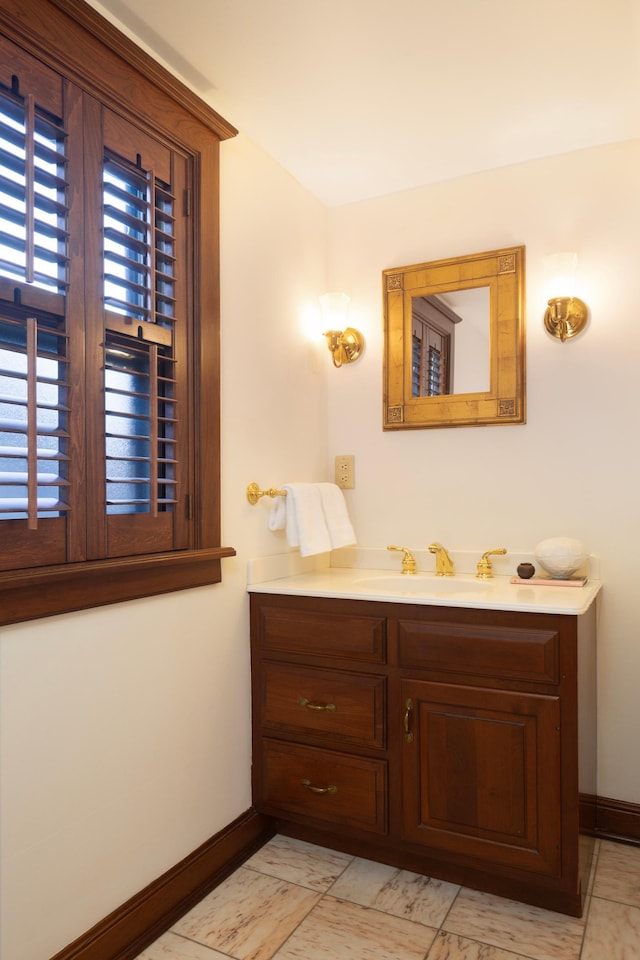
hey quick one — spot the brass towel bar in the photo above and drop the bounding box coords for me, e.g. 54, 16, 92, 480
247, 482, 287, 505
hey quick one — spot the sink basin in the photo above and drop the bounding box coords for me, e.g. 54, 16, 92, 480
353, 575, 492, 595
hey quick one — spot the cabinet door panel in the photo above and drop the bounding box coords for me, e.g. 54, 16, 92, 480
402, 680, 561, 876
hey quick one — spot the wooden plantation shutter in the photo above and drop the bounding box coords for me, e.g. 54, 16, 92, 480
86, 108, 189, 559
0, 42, 72, 570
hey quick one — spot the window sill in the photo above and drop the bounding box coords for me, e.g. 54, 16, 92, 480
0, 546, 236, 626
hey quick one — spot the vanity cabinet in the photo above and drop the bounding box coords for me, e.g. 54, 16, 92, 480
250, 592, 596, 916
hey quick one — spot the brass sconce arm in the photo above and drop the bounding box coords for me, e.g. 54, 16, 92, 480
323, 327, 364, 367
544, 297, 588, 342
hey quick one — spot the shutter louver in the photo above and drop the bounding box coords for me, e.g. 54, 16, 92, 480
153, 183, 176, 324
428, 345, 443, 397
0, 89, 68, 295
104, 335, 177, 517
0, 312, 69, 524
103, 157, 176, 330
412, 333, 421, 398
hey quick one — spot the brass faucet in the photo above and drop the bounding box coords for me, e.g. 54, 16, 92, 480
476, 547, 507, 579
428, 542, 455, 576
387, 545, 417, 574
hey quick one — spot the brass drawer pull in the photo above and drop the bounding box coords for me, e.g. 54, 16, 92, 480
301, 778, 338, 795
404, 697, 414, 743
299, 697, 337, 713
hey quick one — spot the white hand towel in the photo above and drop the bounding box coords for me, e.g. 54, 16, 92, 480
283, 483, 332, 557
318, 482, 357, 549
268, 494, 287, 532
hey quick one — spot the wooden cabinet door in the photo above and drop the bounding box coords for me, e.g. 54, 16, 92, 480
401, 679, 561, 877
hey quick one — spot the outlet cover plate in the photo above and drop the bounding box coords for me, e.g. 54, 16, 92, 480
335, 455, 355, 489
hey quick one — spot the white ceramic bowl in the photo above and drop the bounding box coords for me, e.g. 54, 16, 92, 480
534, 537, 588, 579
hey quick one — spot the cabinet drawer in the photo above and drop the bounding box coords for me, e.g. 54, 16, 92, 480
259, 606, 386, 662
261, 739, 387, 833
261, 662, 386, 748
398, 620, 559, 684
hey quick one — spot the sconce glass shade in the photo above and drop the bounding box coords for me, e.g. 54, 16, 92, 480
320, 291, 350, 327
542, 253, 588, 342
319, 292, 364, 367
543, 252, 578, 292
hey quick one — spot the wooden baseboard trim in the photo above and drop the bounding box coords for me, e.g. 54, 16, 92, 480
49, 809, 275, 960
595, 796, 640, 845
47, 793, 640, 960
579, 793, 598, 834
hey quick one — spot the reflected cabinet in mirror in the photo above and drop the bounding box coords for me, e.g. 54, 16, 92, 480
383, 246, 525, 429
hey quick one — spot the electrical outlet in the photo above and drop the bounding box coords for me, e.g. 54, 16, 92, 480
335, 454, 355, 489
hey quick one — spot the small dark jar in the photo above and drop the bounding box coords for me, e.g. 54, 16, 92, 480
517, 562, 536, 580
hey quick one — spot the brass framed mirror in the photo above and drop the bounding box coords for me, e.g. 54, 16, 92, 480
383, 246, 525, 429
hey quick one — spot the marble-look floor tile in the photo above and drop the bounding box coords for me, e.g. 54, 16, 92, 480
245, 834, 353, 891
272, 894, 437, 960
581, 896, 640, 959
427, 930, 534, 960
136, 931, 229, 959
593, 840, 640, 909
329, 856, 460, 927
172, 866, 320, 960
443, 888, 585, 960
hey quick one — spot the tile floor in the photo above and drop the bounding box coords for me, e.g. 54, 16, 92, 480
136, 834, 640, 960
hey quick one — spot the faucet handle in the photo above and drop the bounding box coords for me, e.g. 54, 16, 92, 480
476, 547, 507, 579
387, 545, 417, 574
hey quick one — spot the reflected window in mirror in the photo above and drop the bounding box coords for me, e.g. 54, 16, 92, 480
411, 288, 491, 397
412, 296, 453, 397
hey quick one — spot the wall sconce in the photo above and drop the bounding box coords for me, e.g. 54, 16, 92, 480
543, 252, 588, 342
319, 292, 364, 367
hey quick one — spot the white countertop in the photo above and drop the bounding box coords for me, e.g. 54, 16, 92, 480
247, 567, 601, 616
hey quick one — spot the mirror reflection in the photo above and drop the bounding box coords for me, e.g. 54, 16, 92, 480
383, 246, 525, 430
411, 287, 490, 397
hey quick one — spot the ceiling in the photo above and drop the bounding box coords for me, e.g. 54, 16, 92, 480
94, 0, 640, 206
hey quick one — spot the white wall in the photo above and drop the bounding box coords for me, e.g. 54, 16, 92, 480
0, 133, 328, 960
326, 139, 640, 806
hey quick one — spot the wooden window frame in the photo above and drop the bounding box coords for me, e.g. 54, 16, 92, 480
0, 0, 237, 626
